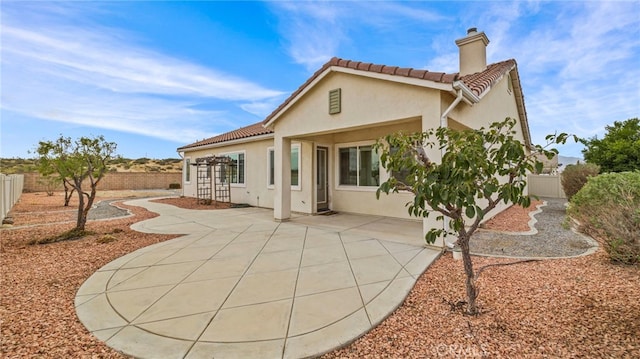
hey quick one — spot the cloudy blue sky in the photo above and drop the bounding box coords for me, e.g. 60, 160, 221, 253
1, 1, 638, 159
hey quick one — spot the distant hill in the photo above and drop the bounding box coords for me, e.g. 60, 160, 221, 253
558, 155, 583, 167
0, 157, 183, 174
558, 155, 583, 172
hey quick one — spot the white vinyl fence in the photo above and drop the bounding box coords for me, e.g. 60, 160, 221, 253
1, 174, 25, 223
527, 174, 566, 198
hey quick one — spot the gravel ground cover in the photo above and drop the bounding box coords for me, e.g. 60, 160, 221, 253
2, 194, 638, 358
324, 249, 639, 358
324, 201, 639, 358
1, 192, 178, 358
471, 198, 598, 258
151, 196, 231, 209
480, 199, 544, 232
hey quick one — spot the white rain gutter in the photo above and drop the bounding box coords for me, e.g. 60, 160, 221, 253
440, 88, 464, 128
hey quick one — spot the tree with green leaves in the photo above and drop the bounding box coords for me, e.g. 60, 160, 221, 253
36, 135, 117, 235
375, 117, 568, 315
581, 118, 640, 173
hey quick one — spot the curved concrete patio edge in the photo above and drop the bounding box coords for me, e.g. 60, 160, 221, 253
75, 198, 441, 359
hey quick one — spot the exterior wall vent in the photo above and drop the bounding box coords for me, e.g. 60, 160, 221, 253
329, 88, 341, 114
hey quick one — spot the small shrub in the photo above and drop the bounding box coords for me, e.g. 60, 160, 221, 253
561, 163, 600, 200
29, 229, 95, 245
169, 183, 181, 189
568, 171, 640, 264
37, 175, 61, 196
134, 157, 150, 165
96, 234, 118, 244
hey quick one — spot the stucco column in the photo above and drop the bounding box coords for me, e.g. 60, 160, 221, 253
421, 114, 445, 248
274, 135, 291, 221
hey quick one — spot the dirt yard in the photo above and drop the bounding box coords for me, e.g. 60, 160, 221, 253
1, 193, 638, 358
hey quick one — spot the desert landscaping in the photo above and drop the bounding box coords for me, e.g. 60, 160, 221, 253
1, 191, 638, 358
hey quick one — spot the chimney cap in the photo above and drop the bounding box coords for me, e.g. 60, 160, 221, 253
455, 28, 489, 47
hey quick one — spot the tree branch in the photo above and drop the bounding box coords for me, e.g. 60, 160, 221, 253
474, 259, 539, 281
394, 182, 416, 194
414, 145, 432, 167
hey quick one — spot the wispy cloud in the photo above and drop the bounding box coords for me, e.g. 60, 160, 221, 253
0, 3, 284, 144
269, 1, 446, 71
269, 1, 345, 71
427, 1, 640, 156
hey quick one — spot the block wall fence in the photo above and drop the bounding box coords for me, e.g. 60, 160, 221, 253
1, 174, 24, 223
527, 174, 566, 198
22, 172, 182, 192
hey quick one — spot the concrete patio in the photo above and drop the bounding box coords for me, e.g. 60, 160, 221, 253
75, 198, 441, 358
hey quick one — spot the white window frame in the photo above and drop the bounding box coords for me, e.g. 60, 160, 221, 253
184, 157, 192, 184
267, 144, 301, 191
218, 150, 246, 187
335, 141, 381, 192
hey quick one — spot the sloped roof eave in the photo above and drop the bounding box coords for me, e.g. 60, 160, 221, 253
177, 132, 274, 152
509, 64, 532, 148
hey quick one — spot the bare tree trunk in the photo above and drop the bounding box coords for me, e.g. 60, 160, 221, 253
63, 180, 75, 207
80, 187, 97, 231
78, 192, 92, 231
458, 234, 479, 315
74, 178, 86, 231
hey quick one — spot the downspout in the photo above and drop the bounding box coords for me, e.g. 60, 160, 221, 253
177, 151, 185, 197
440, 89, 464, 128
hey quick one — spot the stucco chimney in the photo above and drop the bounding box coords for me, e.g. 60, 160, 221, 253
455, 27, 490, 76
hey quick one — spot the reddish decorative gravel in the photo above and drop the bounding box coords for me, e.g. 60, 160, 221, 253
1, 194, 638, 358
1, 192, 177, 358
324, 201, 640, 358
481, 200, 544, 233
151, 196, 231, 210
324, 250, 639, 358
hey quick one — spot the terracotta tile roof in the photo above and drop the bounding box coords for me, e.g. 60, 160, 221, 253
458, 59, 516, 97
178, 121, 273, 151
179, 57, 521, 151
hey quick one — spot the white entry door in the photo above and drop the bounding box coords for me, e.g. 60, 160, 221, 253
316, 146, 329, 212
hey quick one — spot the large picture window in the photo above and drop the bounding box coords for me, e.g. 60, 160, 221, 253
268, 145, 301, 189
338, 144, 379, 187
220, 152, 245, 185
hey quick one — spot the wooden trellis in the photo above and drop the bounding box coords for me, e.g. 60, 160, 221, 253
192, 156, 234, 207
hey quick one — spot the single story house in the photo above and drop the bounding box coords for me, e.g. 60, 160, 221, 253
177, 28, 532, 247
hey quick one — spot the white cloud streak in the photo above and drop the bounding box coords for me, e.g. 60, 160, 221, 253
0, 4, 284, 144
429, 1, 640, 157
269, 1, 445, 71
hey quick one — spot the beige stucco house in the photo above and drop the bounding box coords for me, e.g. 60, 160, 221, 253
177, 29, 532, 247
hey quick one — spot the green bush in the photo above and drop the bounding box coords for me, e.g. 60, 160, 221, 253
133, 157, 150, 165
561, 163, 600, 200
169, 183, 181, 189
568, 171, 640, 264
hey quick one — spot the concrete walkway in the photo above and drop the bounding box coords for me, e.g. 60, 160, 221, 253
75, 199, 440, 359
